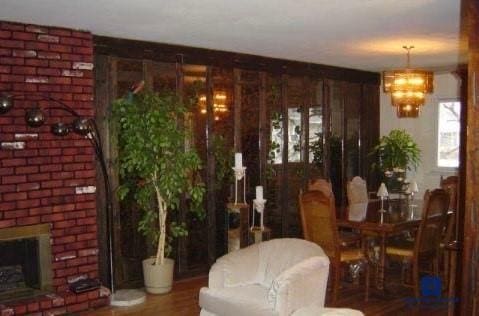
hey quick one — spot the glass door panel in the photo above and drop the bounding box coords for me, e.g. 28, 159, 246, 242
309, 80, 324, 177
344, 82, 361, 181
328, 80, 344, 206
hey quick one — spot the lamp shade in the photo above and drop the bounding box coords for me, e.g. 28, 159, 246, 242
0, 94, 13, 114
51, 122, 70, 136
25, 108, 45, 127
410, 181, 419, 193
377, 183, 389, 198
72, 118, 90, 135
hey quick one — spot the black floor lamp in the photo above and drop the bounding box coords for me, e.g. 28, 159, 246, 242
0, 87, 146, 305
0, 92, 115, 291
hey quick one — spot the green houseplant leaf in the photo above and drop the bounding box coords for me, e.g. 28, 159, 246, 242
371, 129, 421, 172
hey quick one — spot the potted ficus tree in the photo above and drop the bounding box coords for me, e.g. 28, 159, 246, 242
112, 90, 205, 294
371, 129, 421, 191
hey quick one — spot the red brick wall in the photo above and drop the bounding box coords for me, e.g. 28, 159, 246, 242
0, 21, 107, 314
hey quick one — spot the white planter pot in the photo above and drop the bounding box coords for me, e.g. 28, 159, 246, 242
142, 257, 174, 294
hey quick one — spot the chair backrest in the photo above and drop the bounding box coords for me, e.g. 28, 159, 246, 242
307, 178, 333, 197
415, 189, 450, 256
347, 176, 368, 204
257, 238, 328, 286
440, 175, 458, 211
299, 190, 339, 259
440, 176, 458, 242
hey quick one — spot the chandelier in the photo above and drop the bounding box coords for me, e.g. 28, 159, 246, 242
199, 91, 228, 120
383, 46, 433, 118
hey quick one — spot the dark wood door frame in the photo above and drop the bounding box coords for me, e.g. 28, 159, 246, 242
458, 0, 479, 314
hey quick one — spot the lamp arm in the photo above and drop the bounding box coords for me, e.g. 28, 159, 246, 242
2, 92, 116, 291
79, 118, 115, 292
87, 123, 115, 292
4, 93, 81, 117
43, 95, 80, 117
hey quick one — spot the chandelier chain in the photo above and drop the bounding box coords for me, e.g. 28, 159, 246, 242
402, 45, 414, 68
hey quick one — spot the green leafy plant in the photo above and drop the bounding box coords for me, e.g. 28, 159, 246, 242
310, 132, 324, 168
112, 90, 205, 266
371, 129, 421, 172
211, 135, 234, 189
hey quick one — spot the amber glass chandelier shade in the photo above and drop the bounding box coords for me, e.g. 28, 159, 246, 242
396, 103, 420, 118
383, 69, 433, 108
383, 46, 433, 118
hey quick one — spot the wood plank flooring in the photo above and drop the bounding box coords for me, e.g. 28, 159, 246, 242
83, 275, 449, 316
82, 277, 205, 316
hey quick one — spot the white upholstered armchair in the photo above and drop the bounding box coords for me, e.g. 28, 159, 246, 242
199, 238, 330, 316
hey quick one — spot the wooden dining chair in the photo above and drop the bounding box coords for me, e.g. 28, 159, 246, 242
299, 190, 369, 304
440, 175, 458, 211
440, 175, 459, 286
385, 189, 450, 298
346, 176, 369, 221
304, 178, 361, 247
308, 178, 335, 198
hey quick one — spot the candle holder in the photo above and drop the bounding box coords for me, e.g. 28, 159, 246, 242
232, 166, 247, 204
251, 198, 267, 230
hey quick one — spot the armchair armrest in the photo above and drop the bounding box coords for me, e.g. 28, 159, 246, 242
268, 256, 330, 316
208, 244, 260, 289
208, 260, 226, 289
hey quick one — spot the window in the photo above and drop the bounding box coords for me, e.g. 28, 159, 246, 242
437, 100, 461, 168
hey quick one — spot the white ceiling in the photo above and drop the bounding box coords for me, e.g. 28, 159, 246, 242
0, 0, 464, 71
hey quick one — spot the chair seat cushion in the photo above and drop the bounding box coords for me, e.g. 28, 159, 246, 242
199, 284, 278, 316
340, 248, 365, 262
386, 239, 414, 257
339, 231, 361, 247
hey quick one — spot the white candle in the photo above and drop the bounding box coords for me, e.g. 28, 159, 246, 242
234, 153, 243, 169
256, 186, 263, 201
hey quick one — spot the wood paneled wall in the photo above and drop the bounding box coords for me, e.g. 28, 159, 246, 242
93, 36, 380, 287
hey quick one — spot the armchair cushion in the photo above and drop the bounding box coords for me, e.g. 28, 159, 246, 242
218, 243, 260, 287
258, 238, 326, 287
199, 285, 277, 316
268, 256, 329, 315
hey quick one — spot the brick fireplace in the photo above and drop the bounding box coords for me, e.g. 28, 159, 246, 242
0, 21, 109, 315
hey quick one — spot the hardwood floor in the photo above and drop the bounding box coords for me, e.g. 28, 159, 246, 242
84, 275, 448, 316
83, 277, 205, 316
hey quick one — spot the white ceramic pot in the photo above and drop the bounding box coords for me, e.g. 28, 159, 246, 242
142, 257, 174, 294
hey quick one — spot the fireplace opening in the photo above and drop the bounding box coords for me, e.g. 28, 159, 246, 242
0, 224, 53, 303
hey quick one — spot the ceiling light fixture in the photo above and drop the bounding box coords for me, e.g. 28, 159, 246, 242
383, 46, 433, 118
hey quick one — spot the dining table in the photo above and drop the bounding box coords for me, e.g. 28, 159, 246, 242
337, 198, 426, 291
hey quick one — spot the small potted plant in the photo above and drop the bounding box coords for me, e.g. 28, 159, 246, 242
371, 129, 421, 191
112, 90, 205, 294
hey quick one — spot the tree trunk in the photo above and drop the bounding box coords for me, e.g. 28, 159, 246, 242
154, 183, 167, 265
